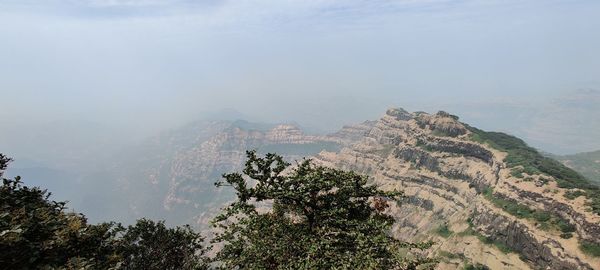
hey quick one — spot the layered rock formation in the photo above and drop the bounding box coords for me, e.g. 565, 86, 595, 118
312, 108, 600, 269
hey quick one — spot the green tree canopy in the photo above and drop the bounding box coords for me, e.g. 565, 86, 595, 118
0, 153, 208, 270
117, 219, 208, 270
0, 157, 121, 268
212, 151, 435, 269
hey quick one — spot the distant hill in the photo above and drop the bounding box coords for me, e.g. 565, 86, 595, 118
551, 150, 600, 186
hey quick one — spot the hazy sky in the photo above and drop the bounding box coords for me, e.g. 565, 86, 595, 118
1, 0, 599, 156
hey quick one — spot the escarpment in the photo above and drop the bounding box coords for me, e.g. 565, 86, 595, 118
115, 108, 600, 269
471, 204, 594, 270
313, 108, 600, 269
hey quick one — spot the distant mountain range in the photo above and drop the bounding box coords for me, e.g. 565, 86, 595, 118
551, 150, 600, 186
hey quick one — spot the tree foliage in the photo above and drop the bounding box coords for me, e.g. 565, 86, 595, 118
212, 150, 435, 269
0, 154, 208, 270
117, 219, 208, 270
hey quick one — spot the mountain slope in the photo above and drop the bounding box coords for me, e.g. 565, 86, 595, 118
313, 108, 600, 269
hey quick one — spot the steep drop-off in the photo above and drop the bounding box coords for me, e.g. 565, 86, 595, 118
313, 108, 600, 269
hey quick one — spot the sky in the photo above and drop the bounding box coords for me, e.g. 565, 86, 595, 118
1, 0, 599, 158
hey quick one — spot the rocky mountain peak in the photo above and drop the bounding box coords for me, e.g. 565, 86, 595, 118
385, 107, 413, 120
314, 108, 600, 269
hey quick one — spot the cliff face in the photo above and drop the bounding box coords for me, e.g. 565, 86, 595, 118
312, 108, 600, 269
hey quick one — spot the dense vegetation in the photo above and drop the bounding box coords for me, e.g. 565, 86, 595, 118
0, 153, 208, 269
211, 150, 436, 269
580, 241, 600, 257
434, 224, 453, 238
467, 126, 600, 215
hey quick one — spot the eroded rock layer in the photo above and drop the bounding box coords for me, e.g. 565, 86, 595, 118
313, 108, 600, 269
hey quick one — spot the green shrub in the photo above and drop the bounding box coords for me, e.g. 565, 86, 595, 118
559, 233, 573, 239
435, 224, 453, 238
510, 168, 524, 178
491, 240, 513, 253
532, 211, 551, 223
438, 250, 461, 260
580, 241, 600, 257
557, 219, 576, 233
564, 190, 585, 200
483, 188, 535, 219
465, 227, 514, 254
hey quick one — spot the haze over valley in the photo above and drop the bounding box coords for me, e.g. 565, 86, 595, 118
1, 1, 600, 269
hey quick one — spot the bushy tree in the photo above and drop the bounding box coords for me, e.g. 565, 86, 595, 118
117, 219, 208, 270
0, 153, 208, 270
0, 159, 121, 268
0, 153, 11, 175
212, 151, 435, 269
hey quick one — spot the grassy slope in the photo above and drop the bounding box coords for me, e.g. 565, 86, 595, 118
465, 125, 600, 215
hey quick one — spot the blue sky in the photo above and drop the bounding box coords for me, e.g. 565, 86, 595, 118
1, 0, 599, 155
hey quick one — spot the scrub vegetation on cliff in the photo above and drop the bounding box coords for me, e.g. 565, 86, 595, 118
482, 188, 576, 237
467, 126, 600, 215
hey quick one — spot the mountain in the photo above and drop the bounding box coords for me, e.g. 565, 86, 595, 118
552, 150, 600, 186
311, 108, 600, 269
98, 119, 369, 226
84, 108, 599, 269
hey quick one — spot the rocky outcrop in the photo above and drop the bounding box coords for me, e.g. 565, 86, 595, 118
503, 183, 600, 246
472, 204, 594, 270
312, 108, 600, 269
414, 111, 467, 137
394, 146, 439, 171
331, 120, 377, 143
423, 137, 494, 165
